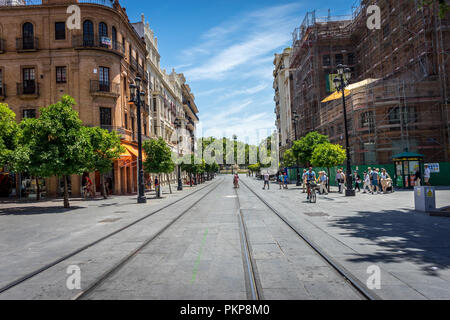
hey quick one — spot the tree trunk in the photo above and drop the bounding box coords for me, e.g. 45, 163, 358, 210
35, 176, 40, 202
101, 174, 107, 199
157, 175, 162, 198
166, 173, 172, 194
327, 167, 331, 193
63, 175, 70, 208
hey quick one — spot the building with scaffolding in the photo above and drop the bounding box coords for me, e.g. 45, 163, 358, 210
288, 0, 449, 166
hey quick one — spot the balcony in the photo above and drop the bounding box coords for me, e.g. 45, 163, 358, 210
130, 57, 138, 71
0, 39, 5, 53
0, 85, 5, 100
16, 37, 39, 52
138, 65, 145, 78
72, 35, 125, 56
90, 80, 120, 99
17, 82, 39, 99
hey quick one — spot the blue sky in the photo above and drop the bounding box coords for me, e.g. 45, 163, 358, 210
122, 0, 356, 144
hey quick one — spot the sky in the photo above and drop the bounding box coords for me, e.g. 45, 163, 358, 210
121, 0, 357, 144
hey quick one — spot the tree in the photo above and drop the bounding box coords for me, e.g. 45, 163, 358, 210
20, 95, 91, 208
292, 132, 329, 166
13, 118, 45, 201
0, 103, 19, 168
85, 127, 124, 199
311, 143, 347, 192
282, 149, 297, 168
422, 0, 450, 18
143, 137, 175, 196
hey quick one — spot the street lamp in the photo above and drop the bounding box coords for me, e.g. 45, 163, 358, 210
174, 118, 184, 191
129, 77, 147, 203
333, 64, 355, 197
292, 111, 301, 186
232, 135, 237, 174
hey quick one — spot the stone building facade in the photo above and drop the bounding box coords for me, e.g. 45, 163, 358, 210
0, 0, 150, 197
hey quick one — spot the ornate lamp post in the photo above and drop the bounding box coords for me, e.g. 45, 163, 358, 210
333, 64, 355, 197
129, 77, 147, 204
292, 111, 301, 186
174, 118, 184, 191
232, 135, 237, 174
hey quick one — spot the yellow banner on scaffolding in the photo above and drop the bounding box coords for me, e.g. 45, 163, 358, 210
321, 89, 350, 103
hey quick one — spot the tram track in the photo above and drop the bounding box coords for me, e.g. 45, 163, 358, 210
238, 178, 381, 301
0, 178, 223, 297
74, 178, 223, 300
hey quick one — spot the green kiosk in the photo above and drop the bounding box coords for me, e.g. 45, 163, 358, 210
392, 151, 424, 189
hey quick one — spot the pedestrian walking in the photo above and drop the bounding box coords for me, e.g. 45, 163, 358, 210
283, 172, 289, 189
233, 174, 240, 188
336, 169, 344, 194
319, 171, 328, 195
371, 169, 380, 194
302, 169, 307, 193
380, 169, 391, 193
424, 165, 431, 186
278, 172, 283, 190
263, 172, 270, 190
362, 171, 371, 193
354, 171, 361, 192
415, 168, 422, 187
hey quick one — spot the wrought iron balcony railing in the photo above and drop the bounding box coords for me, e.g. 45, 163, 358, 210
72, 35, 125, 55
17, 82, 39, 96
90, 80, 120, 95
16, 37, 39, 51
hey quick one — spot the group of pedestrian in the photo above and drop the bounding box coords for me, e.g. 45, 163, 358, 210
414, 164, 432, 187
360, 167, 393, 194
277, 172, 289, 190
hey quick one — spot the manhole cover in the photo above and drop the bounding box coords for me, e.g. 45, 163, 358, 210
304, 212, 329, 217
99, 218, 122, 223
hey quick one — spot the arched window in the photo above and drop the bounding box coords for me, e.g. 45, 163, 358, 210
99, 22, 108, 47
112, 26, 117, 50
22, 22, 34, 49
83, 20, 94, 46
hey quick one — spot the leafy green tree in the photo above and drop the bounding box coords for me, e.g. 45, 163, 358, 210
85, 127, 124, 199
292, 132, 329, 166
13, 118, 45, 201
311, 143, 347, 192
0, 103, 19, 168
143, 137, 175, 196
19, 96, 92, 208
282, 148, 297, 168
422, 0, 449, 18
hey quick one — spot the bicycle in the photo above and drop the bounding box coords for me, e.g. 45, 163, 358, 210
307, 181, 317, 203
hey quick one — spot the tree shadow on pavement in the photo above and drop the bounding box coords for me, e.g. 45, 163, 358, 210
0, 206, 83, 216
329, 209, 450, 276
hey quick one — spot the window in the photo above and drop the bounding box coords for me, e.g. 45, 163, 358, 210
347, 53, 355, 65
131, 116, 135, 139
23, 68, 36, 94
83, 20, 94, 46
124, 113, 128, 129
22, 22, 34, 49
388, 107, 400, 124
55, 22, 66, 40
56, 66, 66, 83
335, 54, 344, 65
323, 55, 331, 66
360, 111, 374, 129
153, 98, 157, 112
100, 107, 112, 128
99, 22, 108, 47
112, 27, 117, 49
23, 109, 36, 119
143, 121, 147, 136
99, 67, 110, 91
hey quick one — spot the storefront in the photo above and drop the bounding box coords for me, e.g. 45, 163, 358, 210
393, 152, 424, 189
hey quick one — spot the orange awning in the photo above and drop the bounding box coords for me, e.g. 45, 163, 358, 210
120, 148, 132, 158
122, 143, 146, 161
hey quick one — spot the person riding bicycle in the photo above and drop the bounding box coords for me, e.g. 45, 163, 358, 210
305, 167, 317, 201
233, 174, 240, 188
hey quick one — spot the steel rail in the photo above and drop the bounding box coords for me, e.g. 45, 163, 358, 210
74, 178, 223, 300
240, 178, 381, 301
0, 178, 222, 295
234, 187, 261, 300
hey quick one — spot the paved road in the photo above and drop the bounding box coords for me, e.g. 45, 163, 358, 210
0, 175, 449, 300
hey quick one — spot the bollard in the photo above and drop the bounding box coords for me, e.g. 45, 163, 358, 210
414, 186, 436, 212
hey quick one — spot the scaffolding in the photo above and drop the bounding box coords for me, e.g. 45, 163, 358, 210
289, 0, 450, 164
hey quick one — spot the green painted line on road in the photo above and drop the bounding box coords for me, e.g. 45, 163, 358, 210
191, 228, 209, 284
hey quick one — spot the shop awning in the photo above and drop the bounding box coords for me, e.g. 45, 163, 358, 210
122, 143, 146, 161
321, 78, 380, 103
120, 148, 132, 158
